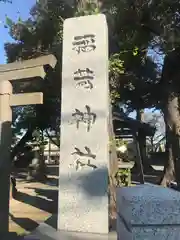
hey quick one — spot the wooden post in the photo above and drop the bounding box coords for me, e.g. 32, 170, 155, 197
135, 133, 145, 184
0, 81, 12, 232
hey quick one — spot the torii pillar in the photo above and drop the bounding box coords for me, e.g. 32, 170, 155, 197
0, 55, 57, 233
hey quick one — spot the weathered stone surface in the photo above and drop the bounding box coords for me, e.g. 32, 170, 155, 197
133, 227, 180, 240
117, 184, 180, 240
59, 14, 109, 234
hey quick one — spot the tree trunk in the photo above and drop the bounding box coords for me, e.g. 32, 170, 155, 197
160, 96, 180, 187
160, 150, 175, 187
159, 49, 180, 188
108, 104, 118, 230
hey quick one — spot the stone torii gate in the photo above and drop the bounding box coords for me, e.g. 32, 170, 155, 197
0, 54, 57, 233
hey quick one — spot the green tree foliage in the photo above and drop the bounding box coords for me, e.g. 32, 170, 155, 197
5, 0, 180, 187
103, 0, 180, 187
107, 0, 160, 111
5, 0, 74, 153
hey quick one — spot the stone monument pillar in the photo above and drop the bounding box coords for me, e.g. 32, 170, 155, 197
59, 14, 109, 234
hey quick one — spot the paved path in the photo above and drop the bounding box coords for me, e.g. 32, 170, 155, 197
9, 172, 58, 236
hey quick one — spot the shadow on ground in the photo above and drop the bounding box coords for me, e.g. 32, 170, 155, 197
9, 213, 38, 232
15, 189, 58, 214
45, 214, 57, 229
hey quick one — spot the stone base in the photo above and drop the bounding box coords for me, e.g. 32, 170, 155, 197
25, 223, 116, 240
116, 184, 180, 240
56, 231, 116, 240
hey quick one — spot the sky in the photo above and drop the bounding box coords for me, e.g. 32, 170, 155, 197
0, 0, 36, 64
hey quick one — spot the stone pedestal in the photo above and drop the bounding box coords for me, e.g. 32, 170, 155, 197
59, 14, 109, 234
116, 184, 180, 240
25, 222, 116, 240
